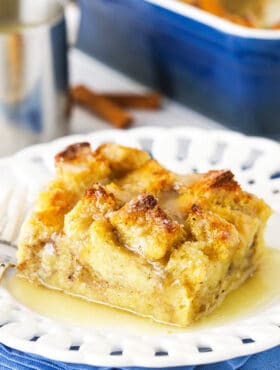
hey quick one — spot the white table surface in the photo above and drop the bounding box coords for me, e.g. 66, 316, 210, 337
69, 48, 224, 135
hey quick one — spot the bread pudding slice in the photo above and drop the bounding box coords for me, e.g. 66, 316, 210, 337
17, 143, 271, 326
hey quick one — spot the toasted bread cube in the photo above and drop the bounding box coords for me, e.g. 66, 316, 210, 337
55, 143, 111, 193
185, 204, 240, 260
110, 194, 184, 260
96, 143, 150, 176
117, 160, 174, 194
64, 185, 117, 236
79, 219, 157, 291
177, 170, 269, 220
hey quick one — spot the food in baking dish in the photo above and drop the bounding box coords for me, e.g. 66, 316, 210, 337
17, 143, 271, 326
181, 0, 280, 28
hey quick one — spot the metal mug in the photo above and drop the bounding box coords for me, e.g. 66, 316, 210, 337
0, 0, 68, 156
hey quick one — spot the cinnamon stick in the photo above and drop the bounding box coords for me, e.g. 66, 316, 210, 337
102, 92, 161, 109
71, 85, 133, 128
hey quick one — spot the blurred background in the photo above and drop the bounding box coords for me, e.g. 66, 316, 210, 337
0, 0, 280, 157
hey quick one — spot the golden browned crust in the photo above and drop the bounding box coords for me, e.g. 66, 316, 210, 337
55, 142, 91, 163
127, 194, 179, 235
207, 170, 237, 189
17, 142, 271, 326
85, 184, 114, 202
110, 193, 184, 260
188, 170, 240, 192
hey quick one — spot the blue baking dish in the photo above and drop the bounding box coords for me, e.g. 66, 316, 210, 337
77, 0, 280, 138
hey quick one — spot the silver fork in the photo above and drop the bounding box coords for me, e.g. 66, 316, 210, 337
0, 240, 17, 280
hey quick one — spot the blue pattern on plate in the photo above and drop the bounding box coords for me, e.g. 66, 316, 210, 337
77, 0, 280, 139
0, 343, 280, 369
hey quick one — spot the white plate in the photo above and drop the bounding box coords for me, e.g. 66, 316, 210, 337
0, 127, 280, 367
